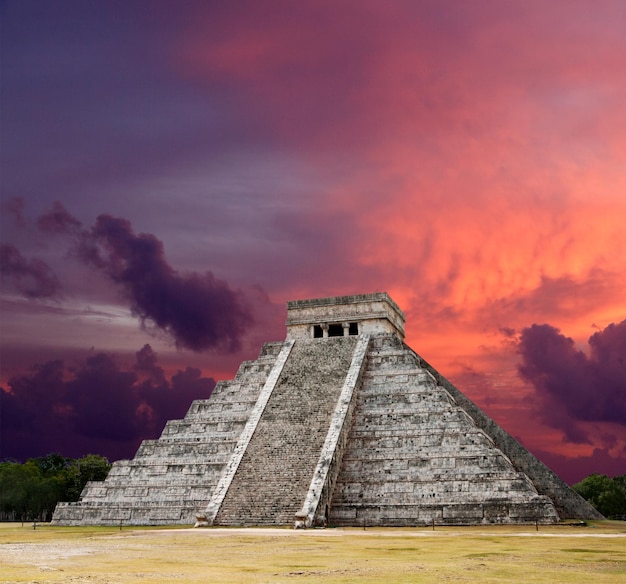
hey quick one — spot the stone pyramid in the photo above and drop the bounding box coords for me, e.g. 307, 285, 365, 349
52, 293, 602, 527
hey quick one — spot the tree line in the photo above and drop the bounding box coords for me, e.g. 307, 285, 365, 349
0, 453, 624, 522
0, 453, 111, 522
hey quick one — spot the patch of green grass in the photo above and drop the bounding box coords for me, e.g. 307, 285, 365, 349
564, 548, 609, 553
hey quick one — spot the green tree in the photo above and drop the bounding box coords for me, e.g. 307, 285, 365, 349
573, 474, 626, 519
32, 453, 70, 476
0, 461, 53, 521
0, 453, 111, 521
63, 454, 111, 501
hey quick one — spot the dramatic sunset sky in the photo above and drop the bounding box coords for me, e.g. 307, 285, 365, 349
1, 1, 625, 484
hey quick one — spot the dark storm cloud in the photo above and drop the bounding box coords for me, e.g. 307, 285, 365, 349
529, 447, 626, 485
35, 203, 254, 352
518, 321, 626, 441
81, 214, 253, 352
0, 243, 62, 298
0, 345, 215, 462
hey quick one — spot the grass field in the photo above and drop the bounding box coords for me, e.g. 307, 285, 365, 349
1, 521, 625, 583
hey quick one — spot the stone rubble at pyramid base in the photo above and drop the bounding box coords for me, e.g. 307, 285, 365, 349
52, 293, 602, 527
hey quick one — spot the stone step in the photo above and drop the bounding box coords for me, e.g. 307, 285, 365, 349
345, 432, 493, 450
81, 485, 217, 503
135, 441, 235, 457
89, 474, 221, 488
53, 502, 202, 525
329, 497, 558, 527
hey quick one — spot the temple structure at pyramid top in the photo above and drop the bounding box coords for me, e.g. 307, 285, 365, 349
53, 292, 602, 527
286, 292, 405, 340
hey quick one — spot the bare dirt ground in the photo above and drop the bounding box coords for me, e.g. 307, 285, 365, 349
1, 522, 625, 583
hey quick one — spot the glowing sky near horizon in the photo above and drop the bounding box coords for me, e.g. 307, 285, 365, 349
1, 0, 625, 483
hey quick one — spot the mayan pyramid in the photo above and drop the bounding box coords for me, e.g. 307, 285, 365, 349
52, 293, 602, 526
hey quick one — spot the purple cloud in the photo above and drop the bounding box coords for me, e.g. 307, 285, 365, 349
35, 203, 254, 352
518, 321, 626, 442
37, 200, 82, 234
0, 243, 62, 298
529, 447, 626, 485
0, 345, 215, 462
82, 214, 252, 352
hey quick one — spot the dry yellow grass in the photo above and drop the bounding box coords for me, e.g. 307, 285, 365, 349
1, 522, 625, 583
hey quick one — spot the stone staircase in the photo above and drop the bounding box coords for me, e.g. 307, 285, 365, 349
52, 342, 285, 525
213, 336, 358, 525
330, 335, 559, 526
